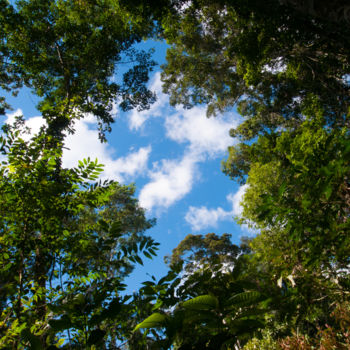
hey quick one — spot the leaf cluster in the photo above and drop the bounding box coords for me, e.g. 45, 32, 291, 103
1, 0, 160, 140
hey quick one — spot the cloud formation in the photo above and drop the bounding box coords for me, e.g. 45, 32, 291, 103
4, 72, 241, 216
63, 116, 151, 182
139, 154, 198, 211
185, 185, 248, 231
5, 109, 46, 138
134, 74, 240, 212
165, 105, 238, 157
4, 109, 151, 183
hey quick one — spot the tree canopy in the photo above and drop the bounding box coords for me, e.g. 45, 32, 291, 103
161, 0, 350, 150
161, 0, 350, 277
1, 0, 350, 349
0, 119, 160, 348
133, 0, 350, 348
0, 0, 163, 347
1, 0, 162, 140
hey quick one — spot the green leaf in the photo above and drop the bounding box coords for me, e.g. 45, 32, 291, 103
142, 281, 155, 287
148, 249, 157, 256
139, 237, 147, 251
98, 219, 109, 232
151, 299, 164, 311
110, 221, 123, 236
142, 286, 155, 295
143, 251, 153, 259
323, 185, 333, 200
158, 271, 177, 285
134, 313, 167, 332
182, 295, 218, 310
278, 182, 287, 198
134, 255, 143, 265
227, 291, 262, 307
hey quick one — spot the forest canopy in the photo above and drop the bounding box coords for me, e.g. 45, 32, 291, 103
0, 0, 349, 349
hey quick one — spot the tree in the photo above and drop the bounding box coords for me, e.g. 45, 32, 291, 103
160, 0, 350, 291
161, 0, 350, 139
0, 1, 172, 347
278, 0, 350, 24
1, 0, 163, 140
240, 113, 350, 267
237, 115, 350, 341
135, 234, 274, 349
0, 0, 22, 115
165, 233, 242, 272
159, 0, 350, 346
0, 121, 158, 348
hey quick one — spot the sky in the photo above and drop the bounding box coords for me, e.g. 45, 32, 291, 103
1, 40, 254, 291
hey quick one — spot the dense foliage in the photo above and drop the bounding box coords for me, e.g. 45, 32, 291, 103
0, 0, 162, 347
160, 0, 350, 274
1, 0, 160, 140
1, 0, 349, 349
0, 121, 159, 348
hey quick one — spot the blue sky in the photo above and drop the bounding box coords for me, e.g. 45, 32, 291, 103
2, 40, 253, 290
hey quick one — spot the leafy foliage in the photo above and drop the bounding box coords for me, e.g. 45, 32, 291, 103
134, 312, 168, 332
1, 0, 350, 348
1, 0, 160, 140
0, 1, 168, 348
161, 0, 350, 136
135, 234, 274, 349
159, 0, 350, 348
0, 121, 157, 348
165, 232, 243, 272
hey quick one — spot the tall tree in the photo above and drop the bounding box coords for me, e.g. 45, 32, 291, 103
165, 233, 241, 272
160, 0, 350, 276
1, 0, 163, 140
0, 121, 158, 348
0, 1, 170, 347
135, 234, 274, 349
161, 0, 350, 137
159, 1, 350, 346
0, 0, 22, 115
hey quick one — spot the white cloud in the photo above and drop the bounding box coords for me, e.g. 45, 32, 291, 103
0, 109, 45, 163
63, 118, 151, 182
165, 106, 238, 157
228, 184, 248, 217
134, 73, 240, 212
107, 146, 151, 181
185, 185, 249, 232
185, 206, 230, 231
139, 153, 198, 211
129, 73, 238, 157
5, 74, 241, 216
5, 109, 46, 139
3, 110, 151, 183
